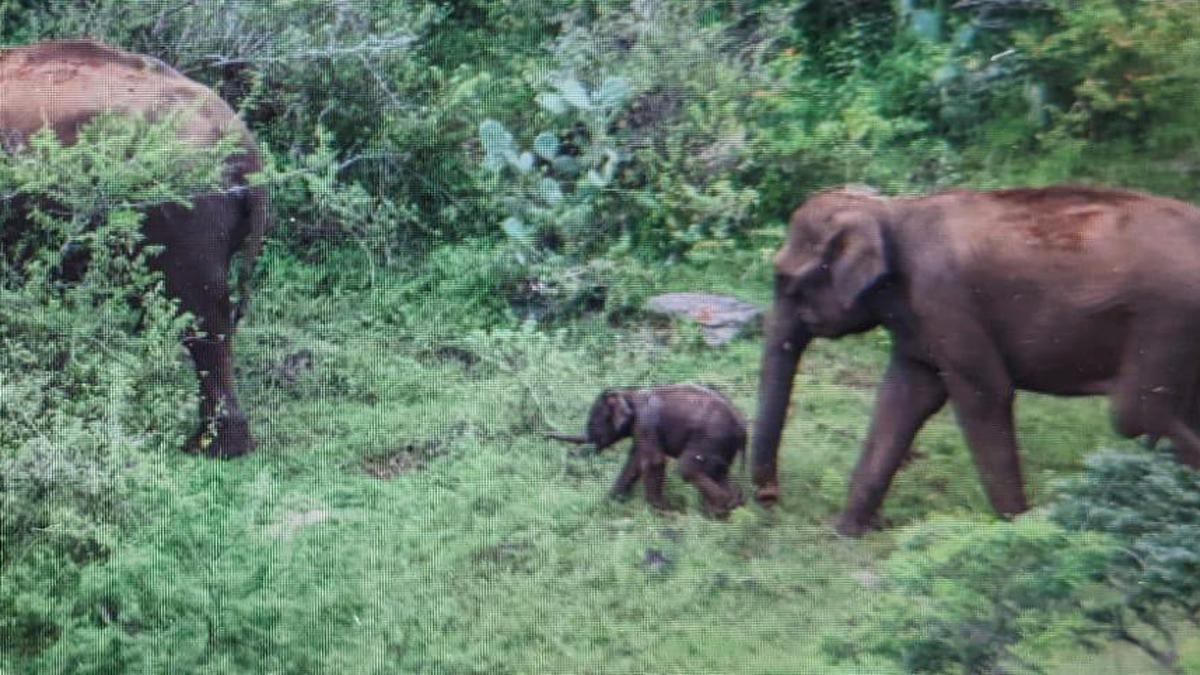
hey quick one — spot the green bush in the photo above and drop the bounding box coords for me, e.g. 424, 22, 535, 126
478, 74, 633, 254
474, 1, 774, 260
829, 450, 1200, 674
827, 516, 1114, 674
0, 113, 237, 663
1053, 450, 1200, 670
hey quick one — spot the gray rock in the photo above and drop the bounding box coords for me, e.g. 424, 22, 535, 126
645, 292, 764, 346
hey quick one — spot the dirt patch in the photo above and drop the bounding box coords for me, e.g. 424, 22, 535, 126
414, 344, 484, 377
361, 440, 446, 479
644, 548, 671, 573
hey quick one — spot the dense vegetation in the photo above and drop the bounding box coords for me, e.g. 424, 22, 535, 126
2, 1, 1199, 672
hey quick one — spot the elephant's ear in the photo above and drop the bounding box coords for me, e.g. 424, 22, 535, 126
608, 391, 635, 433
825, 212, 887, 310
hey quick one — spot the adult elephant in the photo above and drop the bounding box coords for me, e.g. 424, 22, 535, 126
752, 185, 1200, 535
1, 40, 271, 458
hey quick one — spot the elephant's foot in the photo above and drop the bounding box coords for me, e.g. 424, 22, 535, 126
607, 489, 635, 502
729, 485, 745, 509
706, 506, 733, 520
184, 414, 255, 459
834, 511, 885, 538
702, 487, 744, 520
754, 482, 780, 507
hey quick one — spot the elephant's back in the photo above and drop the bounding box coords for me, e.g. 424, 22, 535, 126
659, 384, 748, 445
0, 40, 251, 151
919, 187, 1200, 289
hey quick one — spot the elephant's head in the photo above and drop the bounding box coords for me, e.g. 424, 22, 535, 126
542, 390, 635, 450
585, 389, 635, 451
752, 187, 893, 503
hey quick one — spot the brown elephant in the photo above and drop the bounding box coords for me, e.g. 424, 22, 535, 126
548, 385, 747, 517
752, 185, 1200, 536
1, 40, 271, 458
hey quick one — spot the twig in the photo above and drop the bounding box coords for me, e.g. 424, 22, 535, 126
183, 36, 418, 74
152, 0, 199, 38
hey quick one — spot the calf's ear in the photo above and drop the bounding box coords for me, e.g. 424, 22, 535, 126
607, 392, 634, 432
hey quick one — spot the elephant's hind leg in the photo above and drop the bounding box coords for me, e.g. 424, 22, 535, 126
1112, 327, 1200, 468
678, 453, 741, 517
156, 199, 255, 459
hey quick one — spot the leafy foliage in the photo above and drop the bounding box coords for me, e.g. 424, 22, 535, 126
479, 74, 632, 253
828, 517, 1115, 674
0, 114, 237, 663
1053, 451, 1200, 669
829, 450, 1200, 674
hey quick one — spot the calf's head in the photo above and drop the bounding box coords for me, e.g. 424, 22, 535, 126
586, 389, 635, 451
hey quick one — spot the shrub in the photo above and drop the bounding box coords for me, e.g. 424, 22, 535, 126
829, 450, 1200, 674
1052, 450, 1200, 670
0, 113, 236, 661
827, 516, 1114, 674
478, 74, 633, 255
475, 0, 773, 260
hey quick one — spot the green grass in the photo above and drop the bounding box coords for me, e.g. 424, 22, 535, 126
7, 242, 1196, 674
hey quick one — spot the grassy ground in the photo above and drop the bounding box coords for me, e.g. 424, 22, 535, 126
14, 242, 1198, 674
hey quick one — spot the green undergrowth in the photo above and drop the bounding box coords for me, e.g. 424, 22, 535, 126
6, 240, 1195, 673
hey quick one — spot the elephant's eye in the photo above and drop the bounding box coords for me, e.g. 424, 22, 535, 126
778, 262, 827, 296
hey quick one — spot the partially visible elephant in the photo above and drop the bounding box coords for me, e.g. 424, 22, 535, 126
752, 185, 1200, 535
548, 385, 747, 517
0, 40, 271, 458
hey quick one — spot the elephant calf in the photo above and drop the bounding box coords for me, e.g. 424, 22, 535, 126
549, 385, 747, 517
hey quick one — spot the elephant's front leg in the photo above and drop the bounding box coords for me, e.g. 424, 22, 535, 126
609, 449, 642, 500
838, 355, 948, 536
633, 436, 670, 510
941, 360, 1028, 519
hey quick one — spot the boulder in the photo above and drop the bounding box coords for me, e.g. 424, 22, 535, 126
645, 292, 764, 346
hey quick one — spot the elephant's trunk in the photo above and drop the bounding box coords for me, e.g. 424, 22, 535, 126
544, 431, 589, 444
751, 310, 811, 505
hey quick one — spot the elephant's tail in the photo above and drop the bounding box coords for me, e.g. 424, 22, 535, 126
233, 183, 272, 326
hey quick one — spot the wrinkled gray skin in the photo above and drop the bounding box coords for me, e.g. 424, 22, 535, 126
753, 185, 1200, 536
555, 385, 748, 517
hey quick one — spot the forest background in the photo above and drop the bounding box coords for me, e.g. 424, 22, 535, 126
2, 1, 1199, 673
